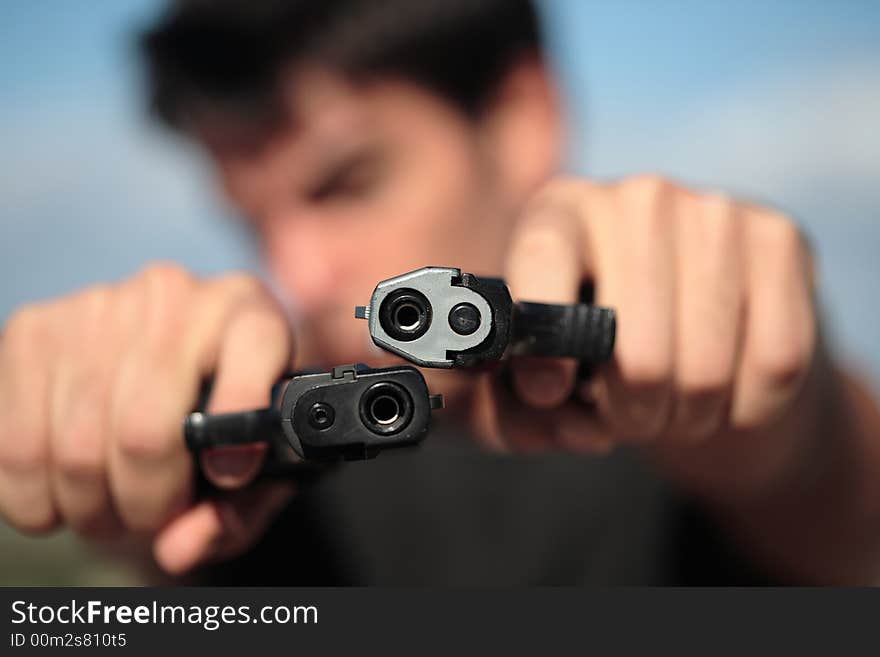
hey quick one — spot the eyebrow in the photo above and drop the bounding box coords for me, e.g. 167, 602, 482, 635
303, 142, 384, 199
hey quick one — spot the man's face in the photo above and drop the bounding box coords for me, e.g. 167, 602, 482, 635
205, 67, 557, 368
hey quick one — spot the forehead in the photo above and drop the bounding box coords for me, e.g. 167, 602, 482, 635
201, 67, 459, 166
194, 69, 365, 160
284, 68, 373, 147
198, 67, 468, 210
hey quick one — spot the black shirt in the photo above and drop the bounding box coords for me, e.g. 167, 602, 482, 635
200, 427, 770, 586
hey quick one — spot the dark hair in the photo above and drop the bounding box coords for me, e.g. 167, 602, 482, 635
141, 0, 543, 132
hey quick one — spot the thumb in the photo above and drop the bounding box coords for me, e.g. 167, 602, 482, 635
153, 481, 295, 576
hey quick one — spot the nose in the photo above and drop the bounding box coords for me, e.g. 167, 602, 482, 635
262, 217, 337, 314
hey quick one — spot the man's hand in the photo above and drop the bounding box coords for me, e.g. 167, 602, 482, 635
469, 175, 880, 583
471, 176, 819, 499
0, 263, 296, 575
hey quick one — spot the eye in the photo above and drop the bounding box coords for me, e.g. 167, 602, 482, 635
306, 151, 384, 204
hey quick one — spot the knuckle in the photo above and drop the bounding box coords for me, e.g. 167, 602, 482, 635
3, 305, 45, 350
703, 199, 742, 253
115, 408, 177, 462
215, 271, 268, 300
56, 452, 104, 482
118, 506, 164, 533
533, 177, 592, 205
138, 262, 194, 304
760, 211, 803, 254
678, 375, 730, 404
55, 424, 105, 480
78, 285, 115, 320
752, 339, 811, 388
618, 347, 673, 390
0, 448, 48, 475
770, 215, 800, 249
627, 174, 676, 200
677, 355, 734, 399
677, 379, 731, 408
140, 261, 193, 288
622, 175, 679, 231
700, 193, 739, 233
60, 287, 117, 344
9, 510, 59, 536
138, 265, 196, 345
0, 421, 48, 474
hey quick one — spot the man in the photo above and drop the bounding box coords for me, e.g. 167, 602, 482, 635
1, 0, 879, 584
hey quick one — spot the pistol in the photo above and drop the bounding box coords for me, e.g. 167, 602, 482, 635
356, 266, 616, 370
184, 364, 443, 475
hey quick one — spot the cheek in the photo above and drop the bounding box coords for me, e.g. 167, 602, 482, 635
260, 217, 364, 311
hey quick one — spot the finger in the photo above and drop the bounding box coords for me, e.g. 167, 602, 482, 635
153, 482, 295, 576
200, 296, 294, 488
152, 499, 221, 576
472, 372, 553, 452
668, 194, 743, 442
730, 210, 816, 428
0, 307, 59, 533
552, 402, 615, 455
593, 177, 676, 441
469, 373, 513, 453
107, 266, 200, 532
48, 289, 123, 538
472, 370, 611, 454
506, 190, 584, 409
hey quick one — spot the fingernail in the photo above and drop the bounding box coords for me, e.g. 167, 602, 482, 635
201, 446, 264, 487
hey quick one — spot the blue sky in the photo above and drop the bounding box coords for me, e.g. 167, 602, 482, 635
1, 0, 878, 383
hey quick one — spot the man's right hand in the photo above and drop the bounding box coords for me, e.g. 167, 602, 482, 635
0, 263, 296, 575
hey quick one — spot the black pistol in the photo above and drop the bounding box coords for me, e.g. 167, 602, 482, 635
184, 364, 443, 475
